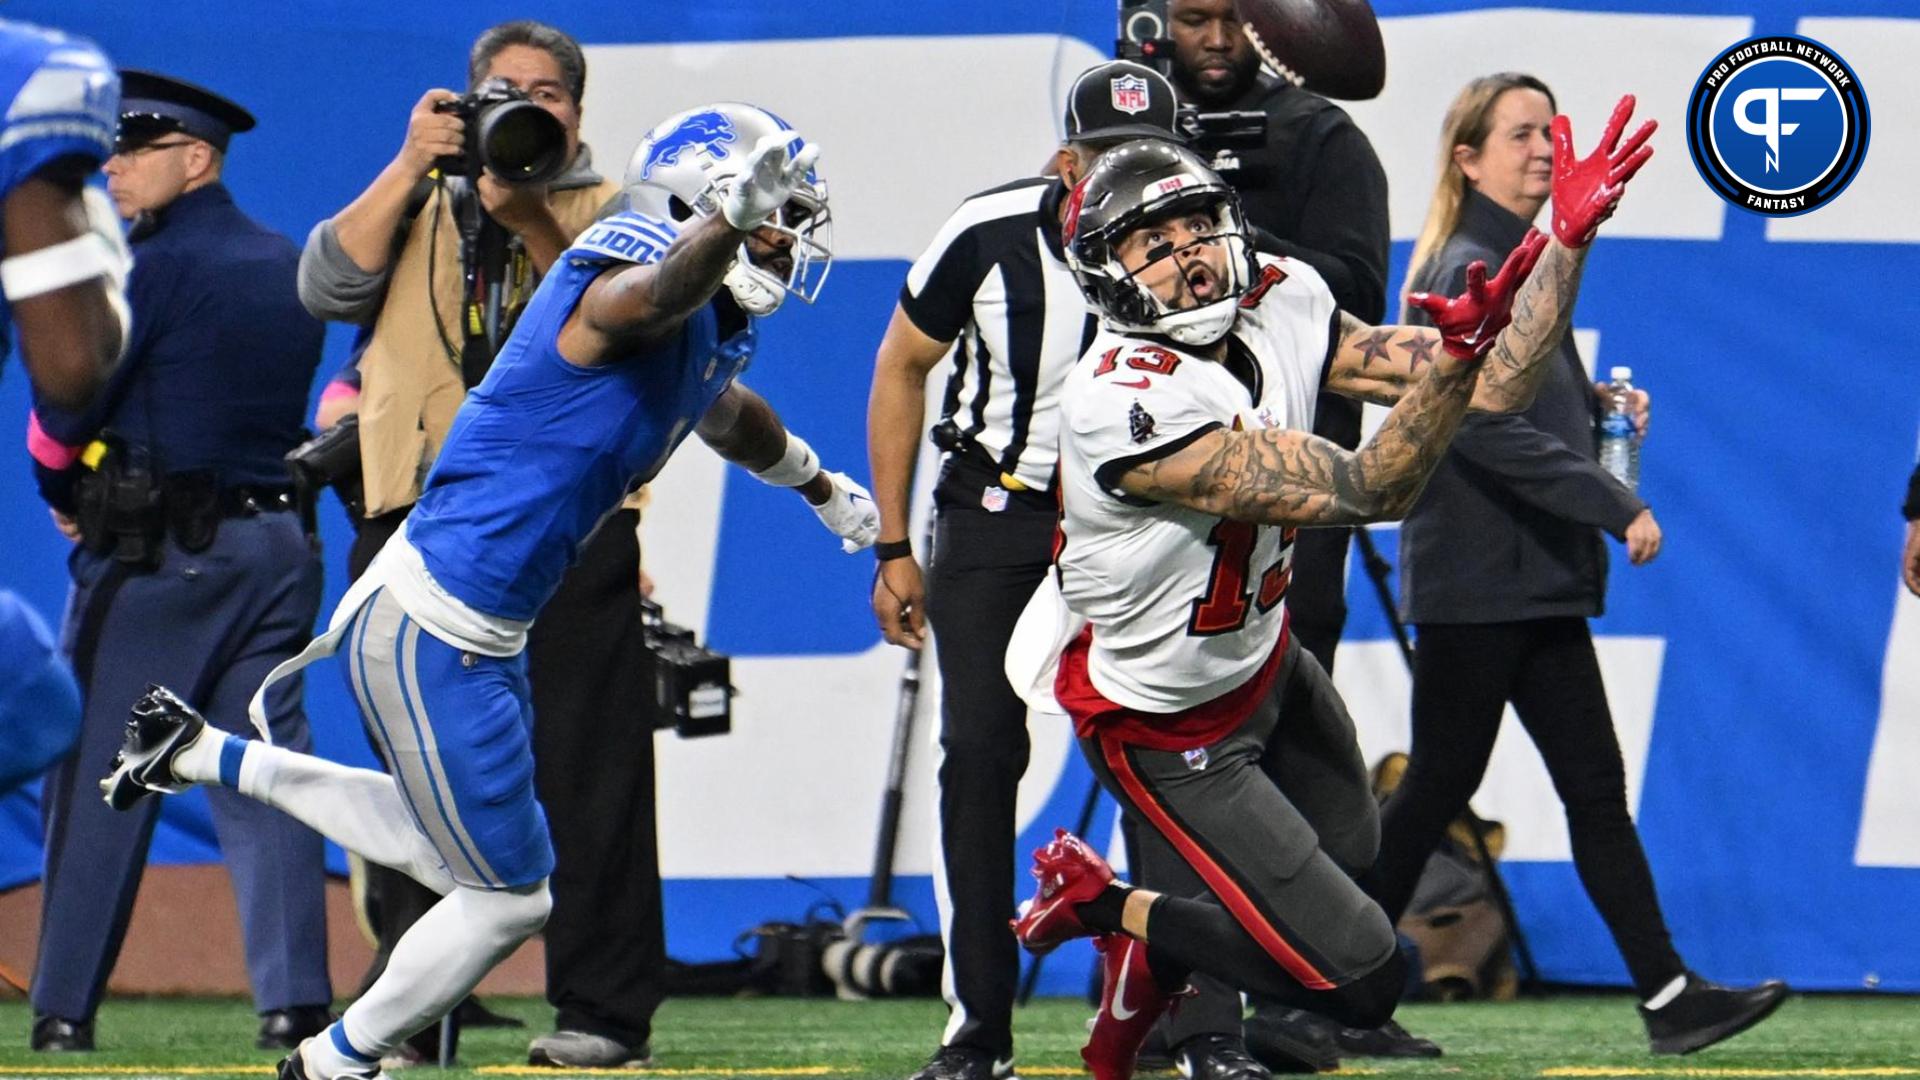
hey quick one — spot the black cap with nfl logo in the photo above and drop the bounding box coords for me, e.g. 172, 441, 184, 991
1064, 60, 1183, 144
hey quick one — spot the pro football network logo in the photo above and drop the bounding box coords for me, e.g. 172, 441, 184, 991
1686, 35, 1869, 217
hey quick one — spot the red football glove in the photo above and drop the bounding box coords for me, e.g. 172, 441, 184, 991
1406, 228, 1547, 361
1551, 94, 1657, 248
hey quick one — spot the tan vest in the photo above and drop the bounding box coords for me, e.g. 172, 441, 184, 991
355, 179, 621, 515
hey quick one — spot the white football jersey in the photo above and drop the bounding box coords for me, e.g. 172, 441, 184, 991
1053, 254, 1338, 712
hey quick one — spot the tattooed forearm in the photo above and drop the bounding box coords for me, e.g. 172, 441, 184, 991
1473, 240, 1589, 411
1130, 355, 1481, 526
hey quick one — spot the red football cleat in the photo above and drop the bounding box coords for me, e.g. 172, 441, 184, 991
1011, 827, 1117, 955
1083, 934, 1183, 1080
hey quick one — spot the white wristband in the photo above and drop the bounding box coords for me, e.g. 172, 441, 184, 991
1, 232, 121, 301
753, 432, 820, 488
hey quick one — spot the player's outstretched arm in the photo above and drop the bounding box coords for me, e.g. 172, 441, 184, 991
1322, 229, 1545, 412
1325, 94, 1655, 415
1119, 346, 1484, 527
6, 167, 130, 410
575, 134, 820, 356
699, 382, 879, 552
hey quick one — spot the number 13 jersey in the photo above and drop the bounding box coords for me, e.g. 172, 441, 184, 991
1054, 254, 1337, 714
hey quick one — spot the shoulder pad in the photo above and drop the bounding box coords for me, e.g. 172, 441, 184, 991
570, 211, 679, 266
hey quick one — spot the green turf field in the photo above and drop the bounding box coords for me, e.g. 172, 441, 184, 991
0, 994, 1913, 1079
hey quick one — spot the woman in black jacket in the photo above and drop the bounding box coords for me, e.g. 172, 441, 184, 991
1364, 72, 1785, 1055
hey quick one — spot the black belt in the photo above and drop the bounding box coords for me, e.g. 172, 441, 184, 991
215, 485, 296, 517
934, 451, 1055, 514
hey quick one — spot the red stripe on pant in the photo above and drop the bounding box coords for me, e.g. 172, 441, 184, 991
1099, 733, 1335, 991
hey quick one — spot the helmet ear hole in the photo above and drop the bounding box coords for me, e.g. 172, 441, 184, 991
668, 195, 694, 221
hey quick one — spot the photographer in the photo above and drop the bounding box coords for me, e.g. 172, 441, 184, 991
295, 22, 662, 1069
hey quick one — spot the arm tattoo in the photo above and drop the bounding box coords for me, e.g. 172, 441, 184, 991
1130, 357, 1480, 526
1474, 240, 1588, 411
1397, 331, 1437, 367
1356, 329, 1395, 370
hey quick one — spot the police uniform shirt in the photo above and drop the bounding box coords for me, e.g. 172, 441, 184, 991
34, 183, 324, 494
899, 177, 1093, 492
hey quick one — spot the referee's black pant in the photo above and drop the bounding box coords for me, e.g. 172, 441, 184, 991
924, 490, 1053, 1059
1363, 618, 1687, 997
349, 508, 664, 1051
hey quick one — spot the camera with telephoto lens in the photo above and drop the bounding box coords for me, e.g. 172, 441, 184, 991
432, 78, 568, 184
640, 599, 733, 738
1115, 0, 1268, 173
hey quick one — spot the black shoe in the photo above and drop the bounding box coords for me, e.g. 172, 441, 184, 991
905, 1046, 1016, 1080
1175, 1033, 1271, 1080
30, 1015, 94, 1052
1640, 974, 1789, 1055
258, 1007, 335, 1051
1241, 1010, 1338, 1073
100, 685, 205, 811
1333, 1018, 1442, 1058
456, 996, 525, 1029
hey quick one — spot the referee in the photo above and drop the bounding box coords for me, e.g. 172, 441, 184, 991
868, 62, 1267, 1080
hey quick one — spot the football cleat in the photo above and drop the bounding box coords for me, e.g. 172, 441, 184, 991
99, 684, 205, 811
1083, 933, 1183, 1080
1175, 1033, 1273, 1080
278, 1037, 380, 1080
1011, 827, 1117, 955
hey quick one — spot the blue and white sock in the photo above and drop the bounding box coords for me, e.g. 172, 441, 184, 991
298, 1022, 380, 1079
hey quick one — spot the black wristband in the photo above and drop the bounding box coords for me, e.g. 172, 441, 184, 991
874, 538, 913, 562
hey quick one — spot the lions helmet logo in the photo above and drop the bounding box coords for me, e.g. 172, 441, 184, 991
640, 110, 738, 179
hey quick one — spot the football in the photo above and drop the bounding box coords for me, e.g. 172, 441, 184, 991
1236, 0, 1387, 101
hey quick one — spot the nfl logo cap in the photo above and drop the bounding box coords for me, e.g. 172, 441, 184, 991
1064, 60, 1184, 144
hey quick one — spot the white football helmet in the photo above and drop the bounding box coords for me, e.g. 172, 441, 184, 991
620, 102, 832, 315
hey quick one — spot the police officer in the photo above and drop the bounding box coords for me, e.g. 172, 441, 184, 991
26, 70, 332, 1053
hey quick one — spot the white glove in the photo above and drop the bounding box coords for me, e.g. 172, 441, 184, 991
720, 131, 821, 231
810, 471, 880, 554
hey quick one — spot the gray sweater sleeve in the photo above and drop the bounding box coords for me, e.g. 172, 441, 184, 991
297, 218, 394, 324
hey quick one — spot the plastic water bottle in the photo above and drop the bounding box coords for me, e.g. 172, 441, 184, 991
1598, 365, 1639, 492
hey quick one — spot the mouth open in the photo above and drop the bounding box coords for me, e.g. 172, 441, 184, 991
1183, 260, 1220, 304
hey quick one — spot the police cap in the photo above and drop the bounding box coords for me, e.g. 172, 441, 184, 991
116, 69, 255, 153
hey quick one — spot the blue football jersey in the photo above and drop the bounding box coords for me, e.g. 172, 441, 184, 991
407, 210, 758, 622
0, 19, 118, 347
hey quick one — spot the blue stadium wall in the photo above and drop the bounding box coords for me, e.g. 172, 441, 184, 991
3, 0, 1917, 996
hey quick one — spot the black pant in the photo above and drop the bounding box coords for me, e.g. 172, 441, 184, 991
528, 509, 663, 1048
1363, 618, 1686, 997
924, 500, 1054, 1058
348, 509, 664, 1046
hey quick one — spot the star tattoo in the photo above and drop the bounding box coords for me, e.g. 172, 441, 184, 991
1357, 329, 1395, 370
1397, 331, 1438, 367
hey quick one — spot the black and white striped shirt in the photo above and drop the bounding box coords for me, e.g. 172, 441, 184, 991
899, 177, 1094, 491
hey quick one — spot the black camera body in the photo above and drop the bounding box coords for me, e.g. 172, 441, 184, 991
1115, 0, 1269, 175
432, 78, 568, 184
284, 414, 365, 523
640, 599, 732, 739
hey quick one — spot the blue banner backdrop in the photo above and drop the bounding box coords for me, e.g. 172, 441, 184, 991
2, 0, 1916, 997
